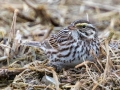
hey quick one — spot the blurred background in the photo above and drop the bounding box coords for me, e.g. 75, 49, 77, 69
0, 0, 120, 89
0, 0, 120, 41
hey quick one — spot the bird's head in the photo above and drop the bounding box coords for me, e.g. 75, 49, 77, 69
68, 20, 98, 40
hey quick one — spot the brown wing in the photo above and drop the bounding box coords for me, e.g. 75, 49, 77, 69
48, 34, 58, 49
48, 29, 71, 49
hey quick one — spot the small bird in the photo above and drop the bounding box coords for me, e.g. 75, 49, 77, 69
24, 20, 100, 70
40, 20, 100, 69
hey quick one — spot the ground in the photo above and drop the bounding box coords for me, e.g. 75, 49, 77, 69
0, 0, 120, 90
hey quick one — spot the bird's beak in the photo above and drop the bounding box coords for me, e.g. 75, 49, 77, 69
68, 25, 76, 30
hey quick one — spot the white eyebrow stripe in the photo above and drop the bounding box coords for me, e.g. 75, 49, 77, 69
87, 24, 94, 28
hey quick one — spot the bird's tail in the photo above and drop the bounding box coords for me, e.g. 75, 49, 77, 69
22, 40, 54, 52
22, 41, 41, 46
21, 41, 43, 49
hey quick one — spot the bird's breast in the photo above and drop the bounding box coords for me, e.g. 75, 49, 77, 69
47, 40, 100, 68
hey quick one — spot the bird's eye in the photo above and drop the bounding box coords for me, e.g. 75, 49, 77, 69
82, 25, 86, 28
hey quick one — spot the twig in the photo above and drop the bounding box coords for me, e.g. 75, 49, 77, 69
42, 26, 53, 40
52, 69, 60, 90
7, 5, 35, 22
23, 0, 60, 26
0, 56, 8, 62
83, 1, 120, 12
0, 68, 25, 79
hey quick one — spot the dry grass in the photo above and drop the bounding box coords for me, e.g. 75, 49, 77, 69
0, 0, 120, 90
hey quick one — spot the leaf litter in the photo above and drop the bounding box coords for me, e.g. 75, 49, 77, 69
0, 0, 120, 90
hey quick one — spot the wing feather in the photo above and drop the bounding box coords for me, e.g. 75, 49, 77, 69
48, 29, 71, 49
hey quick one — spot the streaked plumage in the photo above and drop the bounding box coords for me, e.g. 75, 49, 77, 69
40, 20, 100, 69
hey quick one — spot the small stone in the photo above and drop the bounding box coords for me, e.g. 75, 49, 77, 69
41, 75, 60, 85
